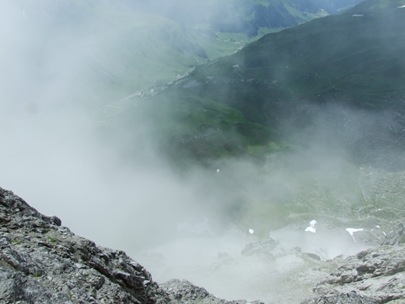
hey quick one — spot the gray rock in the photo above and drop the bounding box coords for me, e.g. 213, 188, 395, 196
0, 186, 169, 303
382, 223, 404, 246
0, 186, 261, 304
4, 184, 404, 304
302, 291, 378, 304
161, 279, 264, 304
302, 244, 405, 304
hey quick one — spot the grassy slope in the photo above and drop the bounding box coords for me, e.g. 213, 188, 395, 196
193, 0, 405, 117
117, 0, 405, 162
189, 0, 405, 109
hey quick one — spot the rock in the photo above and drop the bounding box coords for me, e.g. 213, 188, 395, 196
382, 222, 404, 246
302, 291, 378, 304
161, 279, 264, 304
0, 186, 261, 304
0, 186, 169, 304
4, 184, 404, 304
301, 244, 405, 303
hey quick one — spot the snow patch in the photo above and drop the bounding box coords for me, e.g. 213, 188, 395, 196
305, 226, 316, 233
305, 220, 317, 233
345, 228, 364, 242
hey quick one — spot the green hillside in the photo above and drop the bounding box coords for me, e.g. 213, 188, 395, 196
110, 0, 405, 164
183, 0, 405, 115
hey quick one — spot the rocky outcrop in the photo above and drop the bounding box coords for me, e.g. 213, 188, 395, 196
301, 244, 405, 304
161, 279, 263, 304
0, 187, 260, 304
0, 186, 170, 303
2, 185, 404, 304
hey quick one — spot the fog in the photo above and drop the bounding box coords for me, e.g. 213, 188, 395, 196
0, 1, 403, 302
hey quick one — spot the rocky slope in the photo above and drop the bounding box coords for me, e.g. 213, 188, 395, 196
301, 243, 405, 303
1, 185, 404, 303
0, 186, 261, 304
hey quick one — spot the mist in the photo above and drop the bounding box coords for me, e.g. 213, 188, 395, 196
1, 1, 404, 303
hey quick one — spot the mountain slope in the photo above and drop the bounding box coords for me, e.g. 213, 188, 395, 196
137, 0, 362, 36
182, 0, 405, 116
112, 0, 405, 163
1, 0, 361, 113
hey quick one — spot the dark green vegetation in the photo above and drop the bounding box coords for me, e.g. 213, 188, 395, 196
183, 0, 405, 115
111, 0, 405, 165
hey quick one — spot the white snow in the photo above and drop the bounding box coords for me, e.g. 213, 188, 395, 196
345, 228, 364, 242
248, 228, 255, 234
304, 226, 316, 233
305, 220, 317, 233
346, 228, 364, 236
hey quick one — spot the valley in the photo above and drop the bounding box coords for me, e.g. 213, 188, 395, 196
1, 0, 405, 303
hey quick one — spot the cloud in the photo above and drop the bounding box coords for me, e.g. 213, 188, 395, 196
1, 1, 403, 302
0, 0, 242, 251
